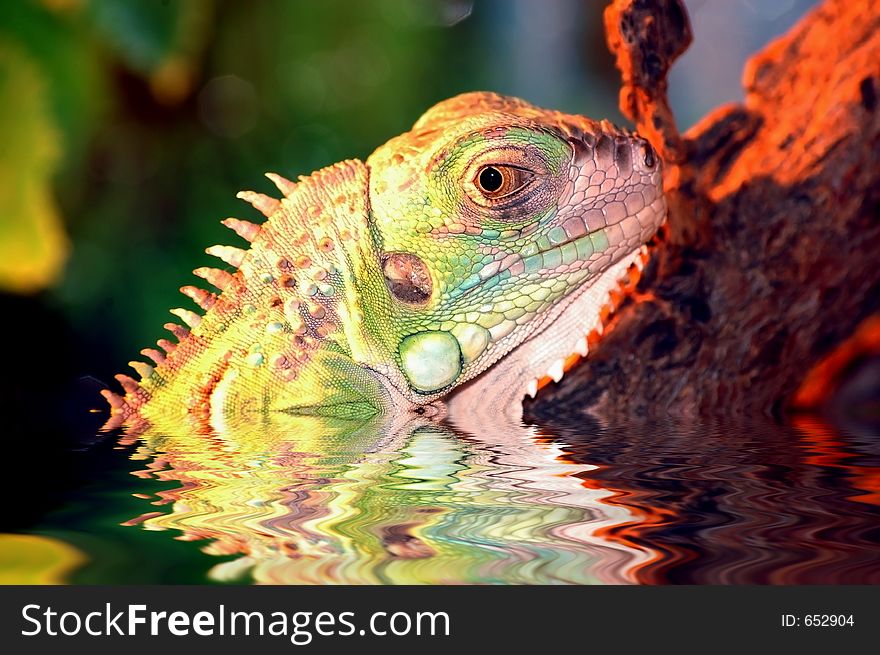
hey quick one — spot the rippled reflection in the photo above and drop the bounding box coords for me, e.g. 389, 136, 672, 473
534, 414, 880, 584
121, 411, 879, 584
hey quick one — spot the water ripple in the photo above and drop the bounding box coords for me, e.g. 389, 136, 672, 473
114, 413, 879, 584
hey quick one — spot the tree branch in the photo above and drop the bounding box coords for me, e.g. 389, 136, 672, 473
528, 0, 880, 420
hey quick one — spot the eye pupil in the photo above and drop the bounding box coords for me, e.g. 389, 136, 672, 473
479, 166, 503, 192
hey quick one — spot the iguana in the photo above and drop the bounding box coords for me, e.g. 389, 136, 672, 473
102, 92, 666, 437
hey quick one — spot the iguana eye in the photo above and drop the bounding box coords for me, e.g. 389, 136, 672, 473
474, 165, 531, 200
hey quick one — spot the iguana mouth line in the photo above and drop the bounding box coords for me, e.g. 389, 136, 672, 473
522, 242, 652, 396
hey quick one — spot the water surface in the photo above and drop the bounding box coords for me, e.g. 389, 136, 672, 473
13, 410, 877, 585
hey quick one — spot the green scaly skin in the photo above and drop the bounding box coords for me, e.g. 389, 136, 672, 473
103, 92, 666, 439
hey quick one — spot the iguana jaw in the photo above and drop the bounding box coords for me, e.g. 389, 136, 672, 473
371, 234, 655, 410
443, 243, 652, 431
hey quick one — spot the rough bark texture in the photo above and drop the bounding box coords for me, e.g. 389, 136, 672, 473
528, 0, 880, 421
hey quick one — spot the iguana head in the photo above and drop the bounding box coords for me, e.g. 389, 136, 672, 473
105, 92, 665, 434
364, 92, 666, 402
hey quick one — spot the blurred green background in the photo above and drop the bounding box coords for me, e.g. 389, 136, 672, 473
0, 0, 818, 533
0, 0, 623, 373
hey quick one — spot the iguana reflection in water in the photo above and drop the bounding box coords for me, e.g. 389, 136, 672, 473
124, 412, 651, 585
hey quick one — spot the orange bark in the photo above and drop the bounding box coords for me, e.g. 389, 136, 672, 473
530, 0, 880, 419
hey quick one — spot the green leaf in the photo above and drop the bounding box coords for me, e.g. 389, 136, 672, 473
0, 41, 68, 294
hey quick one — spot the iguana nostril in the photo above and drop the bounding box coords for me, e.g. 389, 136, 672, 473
382, 252, 432, 304
641, 140, 656, 168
